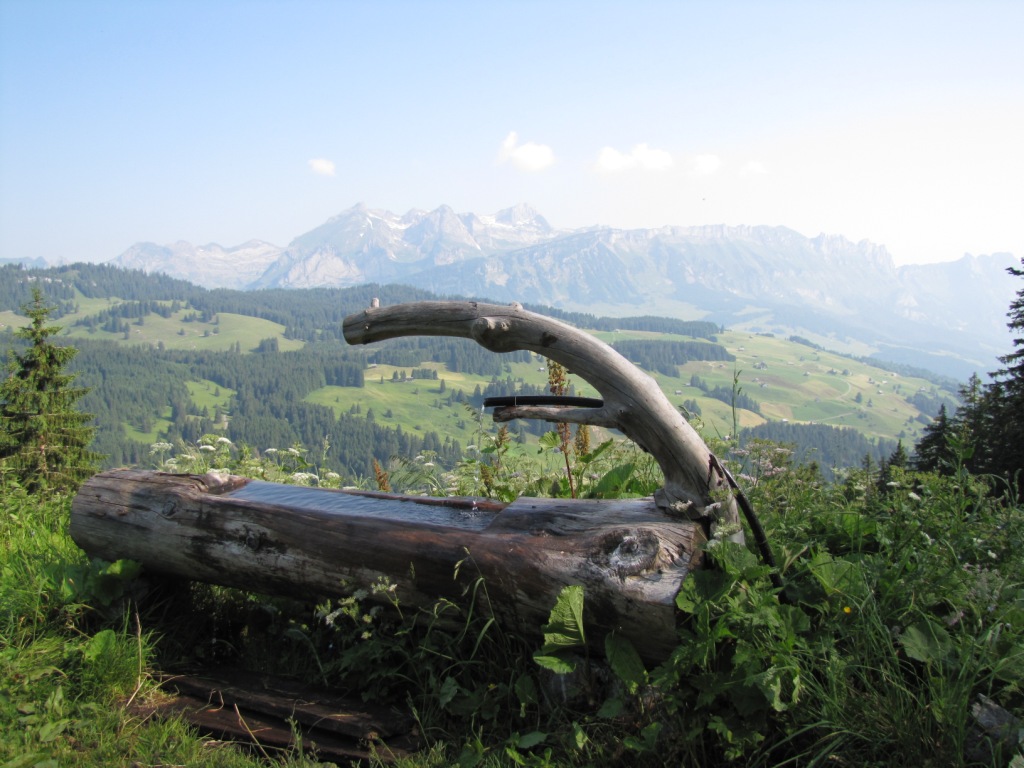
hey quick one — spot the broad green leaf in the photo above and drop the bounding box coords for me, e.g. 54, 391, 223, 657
83, 629, 117, 664
533, 585, 586, 672
103, 559, 142, 580
538, 431, 562, 450
605, 632, 646, 693
838, 512, 876, 541
513, 673, 537, 709
580, 439, 615, 464
572, 721, 588, 750
809, 552, 866, 599
1, 753, 46, 768
624, 721, 662, 753
532, 653, 576, 674
900, 619, 953, 663
591, 463, 635, 497
677, 567, 734, 612
515, 730, 547, 749
37, 718, 72, 742
437, 676, 459, 707
597, 697, 624, 718
540, 585, 585, 649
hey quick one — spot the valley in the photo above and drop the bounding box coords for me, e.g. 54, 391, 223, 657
0, 263, 962, 481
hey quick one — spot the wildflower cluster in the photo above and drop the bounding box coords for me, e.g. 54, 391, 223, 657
146, 437, 350, 488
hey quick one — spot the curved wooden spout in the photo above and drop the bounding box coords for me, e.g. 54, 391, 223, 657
343, 301, 739, 529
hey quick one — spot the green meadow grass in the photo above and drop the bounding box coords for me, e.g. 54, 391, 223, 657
61, 309, 304, 353
308, 331, 937, 447
22, 293, 942, 451
305, 356, 611, 448
123, 407, 174, 445
186, 378, 236, 418
0, 309, 29, 331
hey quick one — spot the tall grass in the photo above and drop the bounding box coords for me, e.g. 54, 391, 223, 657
0, 481, 328, 766
1, 438, 1022, 766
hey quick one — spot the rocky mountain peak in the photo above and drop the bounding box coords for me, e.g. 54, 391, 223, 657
106, 204, 1018, 381
494, 203, 549, 229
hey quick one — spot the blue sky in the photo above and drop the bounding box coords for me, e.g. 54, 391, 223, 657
1, 0, 1021, 266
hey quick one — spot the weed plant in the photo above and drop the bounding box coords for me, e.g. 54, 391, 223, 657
1, 432, 1022, 766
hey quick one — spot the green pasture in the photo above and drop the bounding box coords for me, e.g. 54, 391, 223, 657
11, 293, 942, 452
123, 406, 173, 445
0, 309, 28, 331
186, 378, 236, 418
633, 331, 934, 443
61, 309, 304, 353
308, 362, 517, 446
309, 330, 939, 447
119, 382, 234, 445
71, 292, 125, 317
307, 357, 610, 452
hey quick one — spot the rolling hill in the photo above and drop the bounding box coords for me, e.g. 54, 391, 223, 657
0, 263, 960, 480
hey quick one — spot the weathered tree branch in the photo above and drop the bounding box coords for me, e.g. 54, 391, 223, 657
343, 300, 740, 531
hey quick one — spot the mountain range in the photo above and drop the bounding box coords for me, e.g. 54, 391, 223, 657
108, 204, 1019, 381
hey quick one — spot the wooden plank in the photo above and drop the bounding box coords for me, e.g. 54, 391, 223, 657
133, 669, 419, 763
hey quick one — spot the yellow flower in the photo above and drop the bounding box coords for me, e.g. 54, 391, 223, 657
843, 606, 852, 614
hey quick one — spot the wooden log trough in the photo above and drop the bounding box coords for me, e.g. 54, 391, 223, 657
71, 470, 704, 661
71, 300, 746, 664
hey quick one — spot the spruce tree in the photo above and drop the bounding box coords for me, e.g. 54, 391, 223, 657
932, 259, 1024, 489
913, 404, 953, 473
996, 258, 1024, 390
0, 287, 100, 492
987, 258, 1024, 487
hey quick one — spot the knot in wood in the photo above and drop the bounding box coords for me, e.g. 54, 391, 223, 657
600, 529, 659, 579
244, 529, 264, 552
470, 316, 515, 351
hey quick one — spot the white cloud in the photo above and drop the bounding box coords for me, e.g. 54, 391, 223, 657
596, 146, 633, 172
691, 153, 721, 175
595, 143, 673, 172
740, 160, 768, 175
308, 158, 336, 176
497, 131, 555, 172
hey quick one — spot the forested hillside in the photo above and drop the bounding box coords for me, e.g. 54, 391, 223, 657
0, 263, 959, 480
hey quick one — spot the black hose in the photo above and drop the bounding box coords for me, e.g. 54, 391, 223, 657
709, 454, 787, 598
483, 395, 605, 408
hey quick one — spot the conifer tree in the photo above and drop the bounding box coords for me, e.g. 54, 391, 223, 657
0, 287, 100, 492
924, 259, 1024, 489
986, 258, 1024, 486
913, 404, 953, 473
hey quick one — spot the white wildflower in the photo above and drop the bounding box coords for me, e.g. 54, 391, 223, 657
216, 437, 232, 445
199, 445, 215, 452
908, 491, 921, 502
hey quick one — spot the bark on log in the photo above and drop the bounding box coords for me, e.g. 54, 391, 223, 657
342, 300, 740, 531
70, 469, 705, 663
